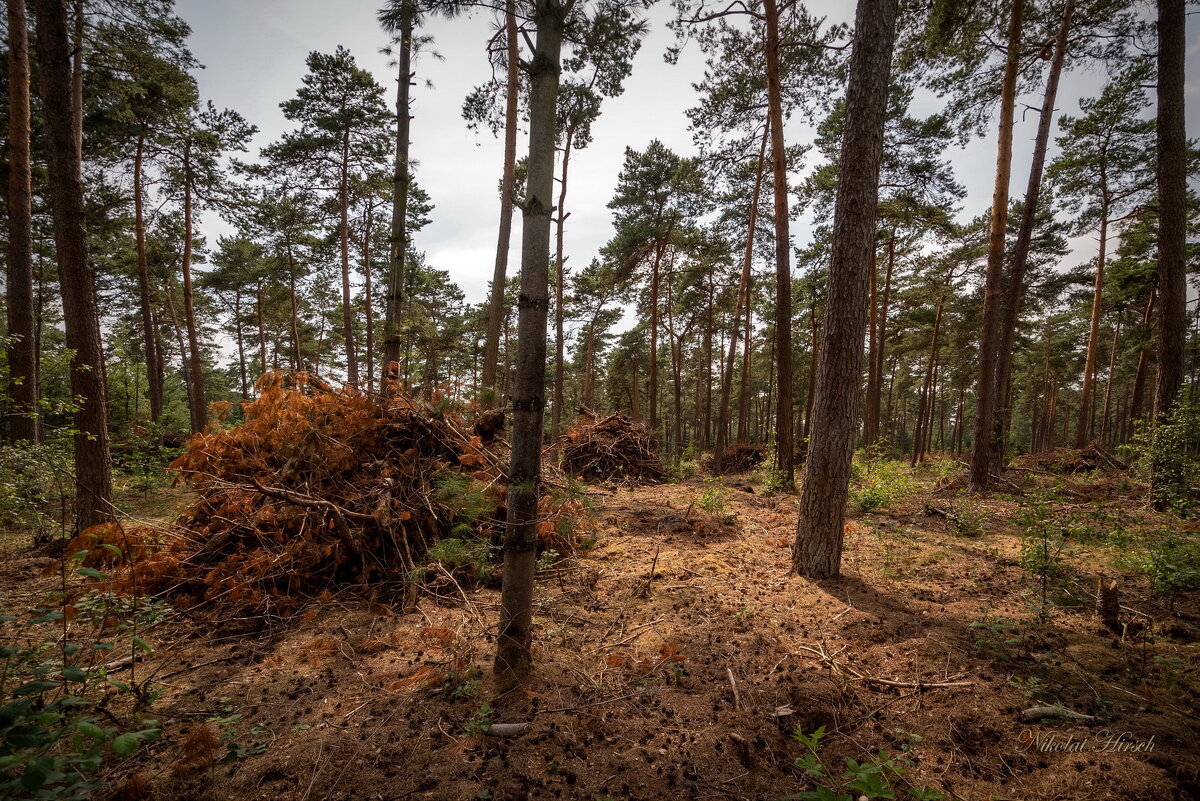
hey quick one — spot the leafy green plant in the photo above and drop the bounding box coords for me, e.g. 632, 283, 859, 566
426, 537, 492, 581
850, 455, 917, 514
0, 434, 73, 543
1017, 493, 1071, 620
1138, 536, 1200, 605
0, 612, 160, 799
1131, 399, 1200, 515
970, 611, 1021, 664
695, 480, 728, 516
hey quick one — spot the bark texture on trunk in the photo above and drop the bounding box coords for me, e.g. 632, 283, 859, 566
494, 0, 563, 683
481, 0, 520, 395
6, 0, 39, 444
1154, 0, 1186, 420
969, 0, 1026, 491
34, 0, 114, 531
763, 0, 794, 487
383, 4, 414, 381
793, 0, 897, 578
1075, 212, 1108, 447
992, 0, 1072, 467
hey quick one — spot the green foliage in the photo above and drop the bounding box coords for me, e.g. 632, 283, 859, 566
763, 470, 793, 496
0, 612, 160, 800
784, 731, 945, 801
463, 703, 494, 736
1132, 400, 1200, 516
426, 538, 492, 581
1017, 493, 1071, 620
694, 479, 728, 516
435, 472, 494, 526
0, 435, 73, 543
969, 610, 1021, 664
850, 455, 917, 514
1137, 537, 1200, 601
70, 592, 170, 632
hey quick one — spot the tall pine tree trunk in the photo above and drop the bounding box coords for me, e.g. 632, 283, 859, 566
1101, 312, 1122, 445
6, 0, 38, 444
794, 0, 897, 578
969, 0, 1026, 491
181, 164, 207, 433
1076, 209, 1108, 447
133, 132, 164, 421
234, 290, 249, 400
34, 0, 113, 531
481, 0, 520, 395
551, 131, 574, 442
763, 0, 794, 487
992, 0, 1073, 468
494, 0, 563, 683
383, 3, 413, 380
1154, 0, 1186, 419
1127, 290, 1155, 440
339, 132, 359, 386
363, 208, 376, 393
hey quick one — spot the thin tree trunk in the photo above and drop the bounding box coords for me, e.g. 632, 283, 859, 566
71, 0, 82, 154
34, 0, 113, 531
481, 0, 520, 395
912, 295, 944, 467
1128, 290, 1156, 439
181, 163, 207, 433
339, 131, 358, 385
737, 299, 753, 443
864, 245, 879, 446
804, 300, 819, 438
867, 233, 895, 448
256, 286, 268, 377
234, 290, 249, 400
1101, 312, 1122, 445
794, 0, 897, 578
551, 129, 574, 442
363, 208, 376, 392
5, 0, 38, 443
969, 0, 1026, 490
383, 3, 413, 380
289, 270, 301, 370
1076, 210, 1108, 447
495, 0, 563, 684
992, 0, 1073, 468
631, 360, 640, 420
764, 0, 794, 486
133, 132, 164, 421
648, 242, 663, 438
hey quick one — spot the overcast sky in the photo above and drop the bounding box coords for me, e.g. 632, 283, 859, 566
174, 0, 1200, 307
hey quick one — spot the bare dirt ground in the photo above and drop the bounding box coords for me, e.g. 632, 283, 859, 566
3, 465, 1198, 801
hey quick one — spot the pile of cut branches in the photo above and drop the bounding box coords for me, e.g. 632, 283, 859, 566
561, 411, 665, 485
704, 443, 766, 475
1020, 444, 1128, 475
112, 372, 585, 618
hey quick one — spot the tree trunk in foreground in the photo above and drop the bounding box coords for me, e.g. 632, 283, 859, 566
1154, 0, 1186, 421
793, 0, 897, 578
763, 0, 794, 488
34, 0, 114, 532
494, 0, 564, 684
969, 0, 1026, 491
481, 0, 521, 396
6, 0, 39, 444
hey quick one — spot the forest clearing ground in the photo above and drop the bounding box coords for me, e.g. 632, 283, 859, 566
2, 464, 1198, 801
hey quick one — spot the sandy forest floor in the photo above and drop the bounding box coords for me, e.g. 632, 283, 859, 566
2, 460, 1199, 801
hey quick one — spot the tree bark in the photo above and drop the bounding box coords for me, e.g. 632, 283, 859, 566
481, 0, 520, 396
383, 3, 413, 381
764, 0, 794, 487
1154, 0, 1186, 420
794, 0, 897, 578
992, 0, 1073, 468
494, 0, 563, 684
34, 0, 114, 532
133, 132, 164, 421
969, 0, 1026, 491
1075, 210, 1108, 447
339, 130, 359, 386
181, 159, 207, 433
550, 129, 574, 443
363, 207, 376, 392
5, 0, 39, 443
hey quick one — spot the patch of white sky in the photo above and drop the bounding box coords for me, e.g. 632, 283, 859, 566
176, 0, 1198, 326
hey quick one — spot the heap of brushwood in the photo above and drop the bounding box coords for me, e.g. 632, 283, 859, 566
561, 410, 665, 484
704, 443, 766, 474
1020, 444, 1129, 474
99, 371, 589, 617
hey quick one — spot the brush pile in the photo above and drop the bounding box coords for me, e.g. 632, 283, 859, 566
561, 411, 665, 485
116, 372, 586, 618
1021, 444, 1128, 474
705, 443, 766, 475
